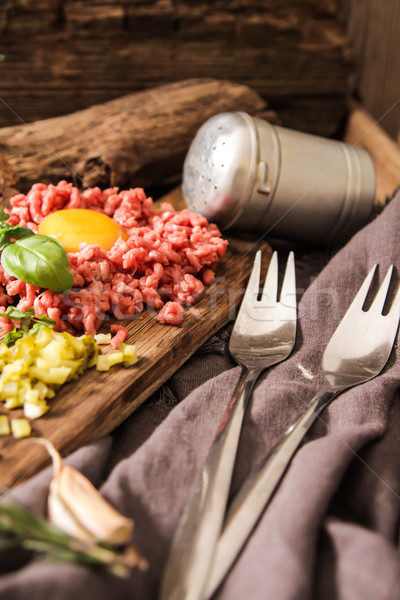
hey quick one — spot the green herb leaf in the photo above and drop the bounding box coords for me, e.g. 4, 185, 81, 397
3, 329, 23, 347
0, 208, 9, 222
1, 235, 74, 293
31, 314, 57, 327
0, 226, 35, 251
2, 307, 57, 347
0, 211, 35, 250
3, 306, 34, 321
4, 306, 34, 333
0, 213, 73, 292
29, 321, 52, 336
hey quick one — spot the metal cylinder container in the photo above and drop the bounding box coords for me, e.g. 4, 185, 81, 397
182, 112, 376, 245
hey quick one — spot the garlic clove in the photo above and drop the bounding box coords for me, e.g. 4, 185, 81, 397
37, 438, 134, 545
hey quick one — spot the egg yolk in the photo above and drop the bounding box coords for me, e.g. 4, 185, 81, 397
38, 209, 128, 252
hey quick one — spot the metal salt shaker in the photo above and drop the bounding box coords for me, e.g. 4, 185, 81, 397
182, 111, 376, 245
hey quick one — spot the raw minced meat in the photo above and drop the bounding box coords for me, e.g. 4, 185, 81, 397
0, 181, 228, 336
110, 324, 129, 349
157, 302, 185, 325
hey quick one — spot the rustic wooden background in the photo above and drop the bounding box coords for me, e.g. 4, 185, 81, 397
341, 0, 400, 142
0, 0, 352, 137
1, 0, 399, 203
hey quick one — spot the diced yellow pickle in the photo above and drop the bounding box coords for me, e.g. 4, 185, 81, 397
94, 333, 112, 345
0, 380, 19, 398
4, 397, 24, 410
19, 386, 28, 406
119, 343, 138, 367
39, 339, 75, 363
0, 415, 10, 436
0, 344, 9, 358
33, 380, 49, 400
29, 365, 72, 385
11, 418, 31, 438
96, 352, 124, 371
63, 331, 86, 354
24, 402, 49, 420
25, 389, 40, 404
87, 353, 98, 369
13, 336, 36, 359
0, 325, 137, 423
34, 326, 56, 348
35, 357, 54, 371
60, 359, 85, 377
2, 359, 29, 381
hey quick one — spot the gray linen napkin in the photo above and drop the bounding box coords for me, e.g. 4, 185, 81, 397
2, 191, 400, 599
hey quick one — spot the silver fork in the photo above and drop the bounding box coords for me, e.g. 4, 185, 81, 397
160, 250, 297, 600
204, 263, 400, 599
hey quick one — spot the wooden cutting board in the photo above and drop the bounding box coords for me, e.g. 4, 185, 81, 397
0, 186, 272, 490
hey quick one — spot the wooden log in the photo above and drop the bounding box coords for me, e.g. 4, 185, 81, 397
0, 0, 352, 136
0, 78, 267, 192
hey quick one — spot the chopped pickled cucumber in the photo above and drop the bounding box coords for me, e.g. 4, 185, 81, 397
94, 333, 112, 345
96, 352, 124, 371
0, 415, 10, 436
11, 418, 31, 438
29, 365, 72, 385
24, 401, 49, 420
0, 325, 138, 436
96, 343, 138, 371
118, 342, 138, 367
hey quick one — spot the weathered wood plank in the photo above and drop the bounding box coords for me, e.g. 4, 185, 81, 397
0, 0, 352, 135
342, 0, 400, 140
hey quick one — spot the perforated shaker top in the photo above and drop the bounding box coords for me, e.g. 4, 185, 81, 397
182, 112, 257, 229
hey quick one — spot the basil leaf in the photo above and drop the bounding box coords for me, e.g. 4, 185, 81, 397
1, 235, 74, 293
3, 306, 34, 320
3, 306, 34, 331
3, 307, 55, 329
28, 320, 55, 336
3, 329, 23, 347
1, 308, 57, 346
32, 314, 56, 327
4, 306, 33, 332
28, 322, 46, 335
0, 226, 35, 250
0, 209, 9, 222
0, 221, 35, 251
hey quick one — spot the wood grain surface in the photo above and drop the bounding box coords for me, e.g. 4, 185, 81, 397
0, 79, 268, 193
0, 186, 272, 491
344, 101, 400, 208
0, 1, 351, 136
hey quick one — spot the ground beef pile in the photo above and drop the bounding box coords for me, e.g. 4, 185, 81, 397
0, 181, 228, 338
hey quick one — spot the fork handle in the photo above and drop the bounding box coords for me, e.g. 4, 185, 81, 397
204, 384, 337, 599
160, 366, 261, 600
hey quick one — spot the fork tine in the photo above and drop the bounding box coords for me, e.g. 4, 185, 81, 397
345, 264, 378, 313
279, 251, 296, 307
369, 265, 394, 314
241, 250, 262, 307
385, 272, 400, 332
261, 251, 278, 302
